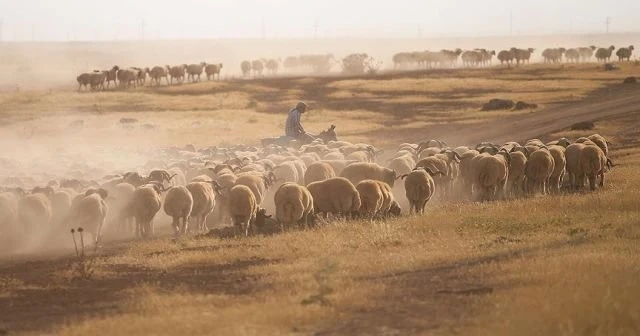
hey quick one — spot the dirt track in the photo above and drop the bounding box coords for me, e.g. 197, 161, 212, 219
453, 83, 640, 145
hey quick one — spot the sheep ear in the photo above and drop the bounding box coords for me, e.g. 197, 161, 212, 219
400, 174, 408, 180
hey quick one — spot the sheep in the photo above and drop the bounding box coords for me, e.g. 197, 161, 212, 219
122, 172, 146, 187
118, 184, 164, 238
274, 182, 314, 231
323, 152, 345, 160
415, 156, 449, 192
616, 46, 634, 62
459, 150, 480, 195
89, 71, 108, 91
187, 62, 207, 82
542, 48, 566, 64
402, 167, 442, 214
525, 148, 555, 195
595, 46, 616, 63
65, 189, 108, 243
340, 162, 398, 187
355, 180, 384, 219
148, 66, 169, 86
497, 49, 514, 65
186, 182, 218, 233
564, 48, 580, 63
108, 182, 135, 234
131, 67, 148, 86
475, 151, 510, 201
241, 61, 252, 77
346, 150, 374, 163
168, 65, 187, 85
304, 161, 336, 185
235, 172, 275, 205
306, 177, 361, 219
104, 65, 119, 88
511, 47, 535, 65
565, 143, 588, 190
387, 155, 415, 177
579, 144, 609, 190
577, 46, 597, 62
18, 193, 52, 236
375, 180, 396, 217
507, 151, 527, 197
116, 68, 138, 88
163, 186, 193, 235
320, 160, 358, 175
76, 73, 92, 91
587, 134, 609, 156
548, 145, 567, 193
228, 185, 258, 236
51, 188, 75, 227
205, 63, 223, 80
265, 59, 280, 75
251, 60, 265, 76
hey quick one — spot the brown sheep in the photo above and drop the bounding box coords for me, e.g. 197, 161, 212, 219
595, 46, 616, 63
205, 63, 223, 80
616, 46, 634, 62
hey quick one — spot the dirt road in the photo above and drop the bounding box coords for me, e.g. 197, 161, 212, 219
440, 83, 640, 145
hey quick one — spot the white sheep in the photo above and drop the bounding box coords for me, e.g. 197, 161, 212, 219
525, 148, 555, 195
205, 63, 223, 80
356, 180, 384, 219
18, 193, 52, 236
274, 182, 314, 231
475, 152, 510, 201
304, 161, 336, 185
186, 182, 218, 233
402, 167, 442, 214
118, 184, 164, 238
340, 162, 398, 187
163, 186, 194, 235
306, 177, 361, 219
228, 184, 258, 236
66, 189, 109, 243
579, 144, 609, 190
507, 151, 527, 197
548, 145, 567, 193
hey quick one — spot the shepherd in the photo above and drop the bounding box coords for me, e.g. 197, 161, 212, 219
285, 102, 316, 144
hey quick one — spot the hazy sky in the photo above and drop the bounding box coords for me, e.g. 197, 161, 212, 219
0, 0, 638, 41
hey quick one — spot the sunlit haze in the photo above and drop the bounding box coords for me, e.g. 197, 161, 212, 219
1, 0, 639, 41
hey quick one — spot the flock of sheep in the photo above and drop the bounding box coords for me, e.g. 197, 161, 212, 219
0, 131, 613, 247
73, 43, 635, 92
76, 62, 224, 91
393, 45, 635, 69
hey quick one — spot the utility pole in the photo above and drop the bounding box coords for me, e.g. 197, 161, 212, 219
31, 24, 35, 41
417, 24, 422, 38
605, 17, 611, 34
0, 19, 3, 42
261, 17, 265, 39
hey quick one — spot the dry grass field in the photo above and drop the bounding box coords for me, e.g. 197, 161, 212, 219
0, 59, 639, 335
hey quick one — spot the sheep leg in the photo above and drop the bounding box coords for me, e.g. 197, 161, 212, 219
171, 217, 179, 235
201, 215, 210, 233
95, 217, 105, 244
